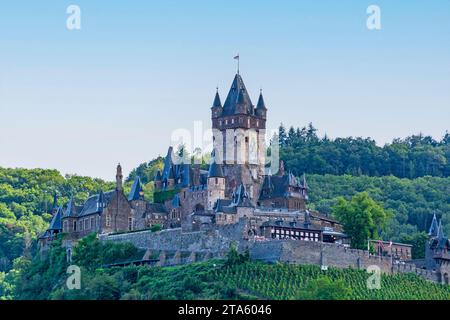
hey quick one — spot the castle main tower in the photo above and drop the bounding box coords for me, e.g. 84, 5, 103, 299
211, 73, 267, 203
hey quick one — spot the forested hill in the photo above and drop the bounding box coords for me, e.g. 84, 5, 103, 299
278, 123, 450, 179
0, 168, 114, 272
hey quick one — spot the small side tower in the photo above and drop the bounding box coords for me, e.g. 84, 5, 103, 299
207, 151, 225, 210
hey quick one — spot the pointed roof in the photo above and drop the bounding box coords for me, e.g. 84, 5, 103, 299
222, 74, 253, 116
48, 207, 63, 231
128, 177, 144, 201
212, 89, 222, 108
208, 150, 224, 178
63, 196, 78, 218
302, 173, 309, 189
162, 147, 174, 180
429, 213, 439, 237
256, 91, 267, 109
232, 184, 254, 207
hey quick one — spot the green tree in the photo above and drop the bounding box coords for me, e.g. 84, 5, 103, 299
333, 192, 391, 249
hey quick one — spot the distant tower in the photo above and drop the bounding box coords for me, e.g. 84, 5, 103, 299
211, 73, 267, 203
207, 151, 226, 210
116, 164, 123, 191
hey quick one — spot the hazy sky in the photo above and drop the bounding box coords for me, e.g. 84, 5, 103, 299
1, 0, 449, 181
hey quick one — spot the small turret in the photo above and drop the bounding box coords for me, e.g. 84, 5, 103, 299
255, 89, 267, 119
429, 213, 439, 237
128, 177, 144, 201
211, 88, 223, 119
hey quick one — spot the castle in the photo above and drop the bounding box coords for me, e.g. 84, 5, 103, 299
38, 72, 450, 285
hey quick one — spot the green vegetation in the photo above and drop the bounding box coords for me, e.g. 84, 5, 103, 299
0, 167, 114, 272
278, 123, 450, 178
218, 261, 450, 300
332, 192, 392, 249
3, 237, 449, 300
153, 189, 181, 203
306, 174, 450, 257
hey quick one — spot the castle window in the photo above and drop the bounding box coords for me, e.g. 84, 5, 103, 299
225, 119, 228, 125
219, 120, 222, 125
231, 118, 235, 124
215, 177, 218, 185
239, 118, 243, 123
73, 221, 77, 232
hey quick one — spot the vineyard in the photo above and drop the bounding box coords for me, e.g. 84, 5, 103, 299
214, 262, 450, 300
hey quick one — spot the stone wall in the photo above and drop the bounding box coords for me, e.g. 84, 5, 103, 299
100, 219, 249, 253
249, 240, 440, 282
101, 221, 442, 283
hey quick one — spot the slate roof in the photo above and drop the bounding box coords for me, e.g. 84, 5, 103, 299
48, 207, 63, 231
78, 190, 115, 217
429, 213, 439, 236
212, 90, 222, 108
208, 161, 224, 178
256, 91, 266, 110
162, 147, 174, 181
259, 173, 305, 200
63, 197, 78, 218
128, 177, 144, 201
214, 199, 236, 214
232, 184, 254, 207
222, 74, 254, 116
147, 203, 168, 213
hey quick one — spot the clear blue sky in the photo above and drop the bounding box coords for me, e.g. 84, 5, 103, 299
1, 0, 449, 180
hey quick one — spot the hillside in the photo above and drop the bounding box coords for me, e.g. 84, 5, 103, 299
3, 236, 449, 300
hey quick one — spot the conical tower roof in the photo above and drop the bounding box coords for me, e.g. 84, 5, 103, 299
222, 74, 253, 116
